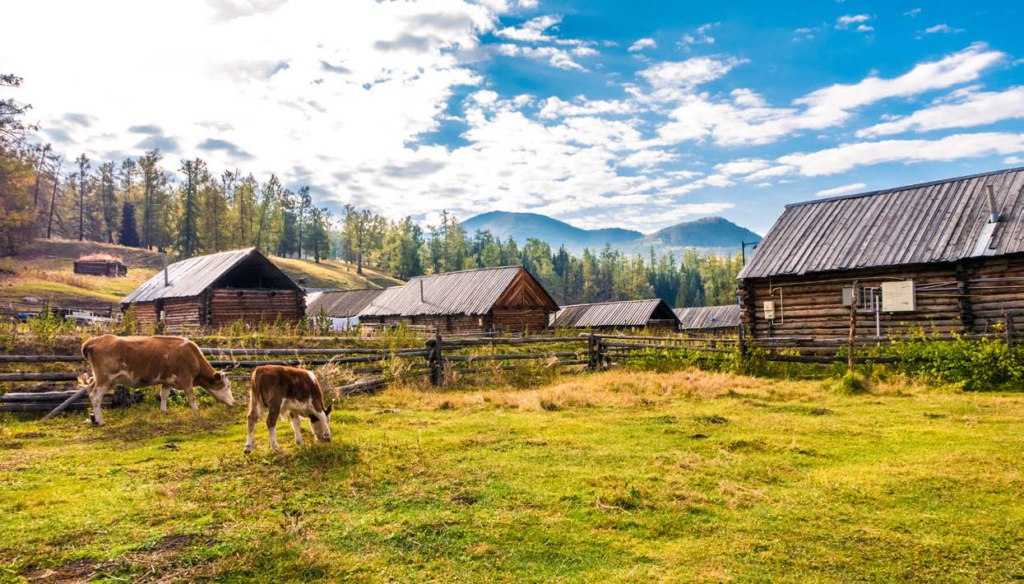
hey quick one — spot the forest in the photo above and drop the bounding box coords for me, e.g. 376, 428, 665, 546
0, 73, 741, 308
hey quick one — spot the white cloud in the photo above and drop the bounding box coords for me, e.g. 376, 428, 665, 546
619, 149, 677, 168
518, 0, 538, 8
680, 23, 718, 47
835, 14, 871, 30
537, 96, 632, 119
496, 44, 591, 70
779, 132, 1024, 176
921, 23, 963, 35
713, 158, 770, 176
638, 56, 747, 93
654, 43, 1006, 146
628, 38, 657, 52
1004, 156, 1024, 165
904, 8, 922, 17
816, 182, 867, 197
495, 14, 561, 42
857, 86, 1024, 137
731, 88, 767, 107
856, 24, 874, 33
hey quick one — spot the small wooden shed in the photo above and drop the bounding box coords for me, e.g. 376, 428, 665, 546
121, 248, 304, 330
550, 299, 680, 331
738, 167, 1024, 339
358, 266, 558, 334
74, 254, 127, 277
674, 305, 741, 335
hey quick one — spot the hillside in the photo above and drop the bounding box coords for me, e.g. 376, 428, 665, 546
0, 239, 402, 312
462, 211, 760, 256
462, 211, 642, 254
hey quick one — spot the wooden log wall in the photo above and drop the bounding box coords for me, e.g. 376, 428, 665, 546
73, 261, 127, 277
207, 289, 303, 327
741, 255, 1024, 339
492, 309, 551, 333
130, 302, 159, 325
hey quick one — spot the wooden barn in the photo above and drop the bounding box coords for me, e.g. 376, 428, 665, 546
305, 288, 385, 332
674, 305, 741, 335
73, 254, 127, 277
550, 299, 680, 331
121, 248, 304, 330
357, 266, 558, 334
738, 167, 1024, 340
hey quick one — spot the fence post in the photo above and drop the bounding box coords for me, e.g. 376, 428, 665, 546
596, 336, 605, 369
1005, 312, 1015, 347
737, 322, 747, 365
587, 333, 596, 370
428, 331, 444, 386
848, 281, 858, 372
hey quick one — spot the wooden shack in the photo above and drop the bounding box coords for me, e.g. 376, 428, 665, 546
305, 288, 385, 332
121, 248, 304, 330
73, 254, 127, 277
738, 167, 1024, 340
550, 299, 680, 331
357, 266, 558, 334
674, 305, 740, 335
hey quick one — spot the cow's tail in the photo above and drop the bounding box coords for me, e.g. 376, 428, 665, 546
77, 372, 95, 391
81, 337, 96, 360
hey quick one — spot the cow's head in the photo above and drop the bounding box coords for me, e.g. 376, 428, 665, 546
206, 371, 234, 407
309, 402, 333, 442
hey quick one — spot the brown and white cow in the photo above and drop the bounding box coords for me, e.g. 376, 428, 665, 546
245, 365, 332, 453
80, 334, 234, 424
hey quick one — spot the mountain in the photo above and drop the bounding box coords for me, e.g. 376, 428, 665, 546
461, 211, 760, 256
461, 211, 641, 253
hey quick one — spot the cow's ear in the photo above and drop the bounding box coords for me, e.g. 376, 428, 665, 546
325, 403, 333, 416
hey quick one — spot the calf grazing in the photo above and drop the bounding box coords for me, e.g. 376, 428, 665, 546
80, 334, 234, 425
245, 365, 332, 453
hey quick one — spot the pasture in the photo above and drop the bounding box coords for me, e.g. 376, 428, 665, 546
1, 370, 1022, 582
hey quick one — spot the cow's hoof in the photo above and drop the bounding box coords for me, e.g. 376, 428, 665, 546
243, 447, 253, 455
88, 413, 103, 426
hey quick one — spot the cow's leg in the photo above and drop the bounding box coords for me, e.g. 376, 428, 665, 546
244, 401, 261, 454
89, 378, 110, 425
266, 405, 281, 451
182, 385, 198, 412
159, 385, 171, 413
290, 414, 304, 446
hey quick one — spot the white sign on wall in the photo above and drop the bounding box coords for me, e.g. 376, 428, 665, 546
881, 280, 915, 312
763, 300, 776, 320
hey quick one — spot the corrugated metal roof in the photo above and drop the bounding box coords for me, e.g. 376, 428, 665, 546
122, 248, 297, 304
358, 266, 551, 317
674, 305, 740, 330
739, 167, 1024, 279
306, 289, 385, 318
551, 299, 679, 328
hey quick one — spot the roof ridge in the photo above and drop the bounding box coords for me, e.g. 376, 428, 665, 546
408, 265, 522, 278
559, 298, 662, 308
787, 165, 1024, 208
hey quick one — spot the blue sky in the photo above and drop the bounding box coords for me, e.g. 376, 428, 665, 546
3, 0, 1023, 234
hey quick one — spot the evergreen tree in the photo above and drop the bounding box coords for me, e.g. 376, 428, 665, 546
118, 201, 140, 247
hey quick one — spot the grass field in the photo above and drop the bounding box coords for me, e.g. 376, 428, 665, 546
1, 369, 1022, 582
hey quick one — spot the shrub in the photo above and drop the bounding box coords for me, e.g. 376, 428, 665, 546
830, 371, 869, 395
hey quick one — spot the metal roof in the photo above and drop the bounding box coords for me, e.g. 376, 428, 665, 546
551, 299, 679, 328
358, 266, 554, 317
674, 305, 741, 330
739, 167, 1024, 279
306, 289, 385, 318
122, 248, 299, 304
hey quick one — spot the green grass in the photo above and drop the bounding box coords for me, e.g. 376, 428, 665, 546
1, 370, 1022, 582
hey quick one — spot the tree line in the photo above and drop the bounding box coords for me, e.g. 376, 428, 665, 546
2, 72, 742, 308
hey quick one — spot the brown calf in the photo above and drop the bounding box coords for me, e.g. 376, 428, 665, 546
245, 365, 332, 453
80, 335, 234, 425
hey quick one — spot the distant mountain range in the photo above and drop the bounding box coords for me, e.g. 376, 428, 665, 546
461, 211, 761, 256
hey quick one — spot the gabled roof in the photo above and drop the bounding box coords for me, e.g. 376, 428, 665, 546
306, 289, 385, 318
739, 167, 1024, 279
358, 266, 557, 317
674, 305, 740, 330
551, 298, 679, 328
122, 248, 299, 304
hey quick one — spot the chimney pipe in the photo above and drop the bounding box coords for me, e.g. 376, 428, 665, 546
986, 185, 999, 222
419, 279, 424, 303
162, 254, 170, 287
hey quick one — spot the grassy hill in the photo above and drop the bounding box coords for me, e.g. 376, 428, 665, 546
0, 239, 403, 312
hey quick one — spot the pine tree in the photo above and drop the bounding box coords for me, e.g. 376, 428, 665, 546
118, 201, 140, 247
98, 161, 118, 243
74, 153, 89, 241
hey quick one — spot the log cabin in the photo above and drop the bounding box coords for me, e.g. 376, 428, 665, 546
73, 254, 127, 277
305, 288, 385, 332
674, 305, 740, 335
737, 167, 1024, 340
121, 248, 304, 331
357, 266, 558, 334
550, 299, 680, 332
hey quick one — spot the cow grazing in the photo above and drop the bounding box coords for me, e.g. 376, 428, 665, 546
80, 334, 234, 424
245, 365, 332, 453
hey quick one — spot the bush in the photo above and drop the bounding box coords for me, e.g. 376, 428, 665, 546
830, 371, 869, 395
